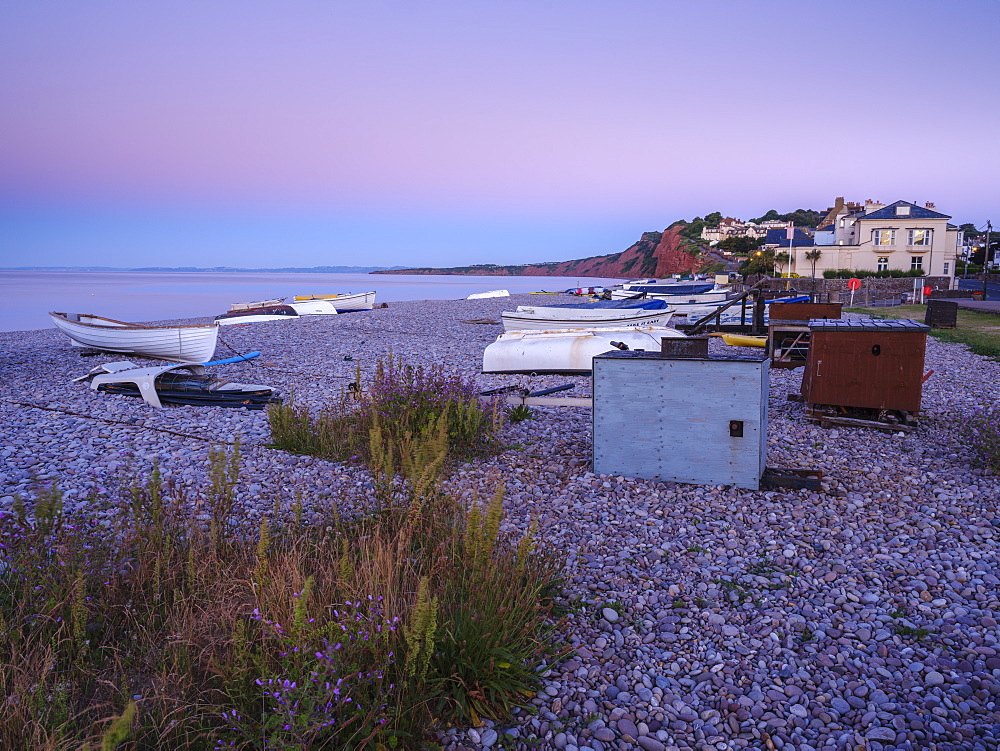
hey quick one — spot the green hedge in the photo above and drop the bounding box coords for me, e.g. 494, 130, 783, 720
822, 269, 926, 279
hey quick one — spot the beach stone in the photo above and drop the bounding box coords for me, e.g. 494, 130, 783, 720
830, 697, 851, 714
617, 718, 639, 739
865, 727, 896, 742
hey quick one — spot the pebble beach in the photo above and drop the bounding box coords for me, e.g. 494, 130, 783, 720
3, 294, 1000, 751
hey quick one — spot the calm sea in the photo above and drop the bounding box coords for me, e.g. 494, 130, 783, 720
0, 271, 626, 333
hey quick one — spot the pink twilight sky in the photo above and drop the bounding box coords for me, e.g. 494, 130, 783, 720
1, 0, 998, 269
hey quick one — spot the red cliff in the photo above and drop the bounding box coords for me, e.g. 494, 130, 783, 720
371, 227, 703, 278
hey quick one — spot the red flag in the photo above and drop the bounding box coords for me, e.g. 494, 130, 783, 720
786, 222, 795, 240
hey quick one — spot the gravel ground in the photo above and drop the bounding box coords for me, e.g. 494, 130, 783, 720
2, 294, 1000, 751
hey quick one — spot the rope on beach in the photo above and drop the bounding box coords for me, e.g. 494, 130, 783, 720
216, 335, 260, 368
1, 399, 239, 445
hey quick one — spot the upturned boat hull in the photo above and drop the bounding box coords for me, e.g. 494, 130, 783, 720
483, 326, 686, 375
49, 312, 219, 363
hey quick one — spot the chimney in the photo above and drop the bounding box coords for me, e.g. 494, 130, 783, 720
925, 201, 936, 209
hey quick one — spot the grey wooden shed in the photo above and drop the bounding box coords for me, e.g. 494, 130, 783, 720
592, 348, 769, 490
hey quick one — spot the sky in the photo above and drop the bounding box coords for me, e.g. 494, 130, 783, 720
1, 0, 998, 269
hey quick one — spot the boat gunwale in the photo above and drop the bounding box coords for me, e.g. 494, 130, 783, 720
49, 312, 218, 331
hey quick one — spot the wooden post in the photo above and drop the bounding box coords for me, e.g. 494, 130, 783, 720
753, 290, 766, 334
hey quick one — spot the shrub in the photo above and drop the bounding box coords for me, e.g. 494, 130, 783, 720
822, 268, 926, 279
965, 404, 1000, 472
507, 404, 534, 423
269, 356, 505, 469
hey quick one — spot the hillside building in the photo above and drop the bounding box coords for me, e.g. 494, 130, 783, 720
777, 199, 960, 279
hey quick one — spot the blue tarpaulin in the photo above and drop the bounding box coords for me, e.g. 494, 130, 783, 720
539, 299, 671, 310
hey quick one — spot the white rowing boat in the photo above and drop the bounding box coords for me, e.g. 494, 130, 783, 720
229, 298, 285, 311
49, 312, 219, 363
501, 302, 674, 332
483, 326, 686, 375
292, 291, 376, 310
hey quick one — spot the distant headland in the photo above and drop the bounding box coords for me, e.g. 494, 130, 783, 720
0, 265, 410, 273
373, 223, 722, 279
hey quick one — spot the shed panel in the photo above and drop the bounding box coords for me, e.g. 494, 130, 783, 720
593, 352, 768, 490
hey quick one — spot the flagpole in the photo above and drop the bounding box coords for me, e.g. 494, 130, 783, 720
787, 221, 794, 289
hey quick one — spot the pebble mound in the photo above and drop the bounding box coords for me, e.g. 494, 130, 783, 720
2, 296, 1000, 751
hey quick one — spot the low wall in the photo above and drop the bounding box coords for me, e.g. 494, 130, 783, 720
734, 276, 955, 307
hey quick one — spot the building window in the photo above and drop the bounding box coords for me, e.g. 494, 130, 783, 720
877, 256, 889, 271
911, 256, 924, 271
873, 229, 896, 246
896, 205, 911, 216
908, 229, 932, 245
943, 262, 950, 275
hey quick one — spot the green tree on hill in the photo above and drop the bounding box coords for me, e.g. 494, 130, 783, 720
738, 249, 777, 276
750, 208, 822, 228
717, 236, 764, 256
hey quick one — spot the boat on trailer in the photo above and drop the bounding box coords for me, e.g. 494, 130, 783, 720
483, 326, 686, 375
292, 291, 376, 310
610, 280, 723, 299
49, 312, 219, 363
500, 299, 674, 332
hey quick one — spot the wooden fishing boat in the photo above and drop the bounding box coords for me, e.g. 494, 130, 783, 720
483, 326, 686, 375
292, 291, 376, 310
49, 312, 219, 363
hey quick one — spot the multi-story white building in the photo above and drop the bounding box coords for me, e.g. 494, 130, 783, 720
702, 218, 790, 244
786, 199, 961, 278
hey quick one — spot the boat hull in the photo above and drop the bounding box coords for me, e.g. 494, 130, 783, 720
720, 334, 767, 348
501, 307, 674, 332
229, 298, 285, 311
50, 312, 219, 363
215, 305, 300, 325
292, 291, 376, 310
483, 326, 686, 374
287, 300, 339, 316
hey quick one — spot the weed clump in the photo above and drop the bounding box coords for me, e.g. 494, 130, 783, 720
965, 403, 1000, 472
268, 356, 505, 468
0, 367, 561, 748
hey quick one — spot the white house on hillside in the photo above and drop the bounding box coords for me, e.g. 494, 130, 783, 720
783, 199, 961, 278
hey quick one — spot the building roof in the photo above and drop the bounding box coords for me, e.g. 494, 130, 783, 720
860, 200, 951, 221
764, 228, 814, 247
